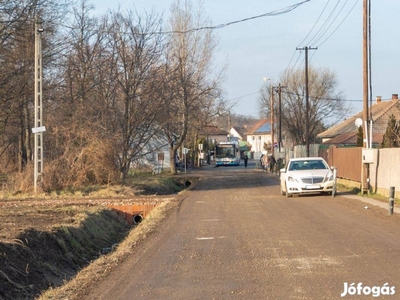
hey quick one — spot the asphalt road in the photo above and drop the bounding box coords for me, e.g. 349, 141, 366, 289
84, 161, 400, 300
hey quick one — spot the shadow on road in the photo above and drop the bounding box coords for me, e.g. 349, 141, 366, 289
178, 161, 280, 191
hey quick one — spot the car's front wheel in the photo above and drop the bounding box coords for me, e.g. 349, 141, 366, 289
285, 183, 292, 198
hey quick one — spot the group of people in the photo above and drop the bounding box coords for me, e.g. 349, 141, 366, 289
260, 154, 276, 172
243, 153, 276, 172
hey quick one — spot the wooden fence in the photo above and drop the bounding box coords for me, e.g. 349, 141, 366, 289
287, 144, 400, 197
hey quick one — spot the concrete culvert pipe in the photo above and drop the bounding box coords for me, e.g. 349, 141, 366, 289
133, 214, 143, 225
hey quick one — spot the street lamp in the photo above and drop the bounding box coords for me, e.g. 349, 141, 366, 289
263, 77, 274, 154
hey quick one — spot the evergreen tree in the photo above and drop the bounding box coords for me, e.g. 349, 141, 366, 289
381, 114, 400, 148
356, 126, 363, 147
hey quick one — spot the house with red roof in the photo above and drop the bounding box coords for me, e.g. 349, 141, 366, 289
317, 94, 400, 147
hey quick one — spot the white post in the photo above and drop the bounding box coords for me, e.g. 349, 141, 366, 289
369, 120, 373, 149
34, 18, 44, 193
364, 120, 369, 149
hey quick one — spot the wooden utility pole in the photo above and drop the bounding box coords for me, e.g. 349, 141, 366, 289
296, 46, 317, 157
274, 84, 286, 153
270, 84, 275, 153
362, 0, 370, 194
363, 0, 369, 146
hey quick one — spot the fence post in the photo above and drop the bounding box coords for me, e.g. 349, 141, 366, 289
388, 186, 395, 215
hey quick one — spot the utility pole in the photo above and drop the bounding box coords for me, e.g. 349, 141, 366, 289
363, 0, 369, 147
296, 46, 317, 157
274, 84, 286, 153
263, 77, 275, 154
270, 84, 275, 154
33, 18, 45, 193
362, 0, 370, 194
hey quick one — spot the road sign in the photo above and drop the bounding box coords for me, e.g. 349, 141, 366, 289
32, 126, 46, 133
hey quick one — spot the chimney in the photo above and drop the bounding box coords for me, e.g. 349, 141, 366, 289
376, 96, 382, 103
392, 94, 398, 101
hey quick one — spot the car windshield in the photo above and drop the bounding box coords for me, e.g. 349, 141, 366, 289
288, 159, 328, 171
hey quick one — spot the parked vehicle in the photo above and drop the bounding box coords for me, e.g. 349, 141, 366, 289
280, 157, 336, 197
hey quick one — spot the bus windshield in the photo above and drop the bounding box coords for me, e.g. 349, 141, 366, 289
215, 145, 235, 158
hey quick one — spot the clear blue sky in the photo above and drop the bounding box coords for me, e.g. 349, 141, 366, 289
92, 0, 400, 119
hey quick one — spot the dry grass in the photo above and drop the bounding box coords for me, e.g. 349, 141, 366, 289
37, 195, 178, 300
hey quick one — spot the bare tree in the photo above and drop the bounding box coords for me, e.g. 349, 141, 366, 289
106, 9, 166, 180
157, 0, 221, 174
0, 0, 71, 175
39, 1, 121, 189
259, 66, 350, 146
45, 3, 167, 184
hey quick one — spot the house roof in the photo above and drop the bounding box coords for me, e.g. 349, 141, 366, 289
246, 119, 271, 134
317, 95, 400, 143
201, 125, 229, 136
322, 132, 384, 145
231, 126, 247, 138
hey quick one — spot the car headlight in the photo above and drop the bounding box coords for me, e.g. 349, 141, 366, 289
287, 176, 298, 183
324, 172, 334, 182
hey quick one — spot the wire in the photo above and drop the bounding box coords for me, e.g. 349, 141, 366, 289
296, 0, 332, 48
290, 51, 305, 74
307, 0, 343, 46
181, 1, 309, 33
133, 0, 311, 35
317, 1, 359, 47
314, 0, 359, 47
284, 1, 359, 82
282, 89, 362, 102
229, 92, 261, 102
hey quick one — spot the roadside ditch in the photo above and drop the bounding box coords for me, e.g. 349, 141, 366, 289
0, 176, 195, 300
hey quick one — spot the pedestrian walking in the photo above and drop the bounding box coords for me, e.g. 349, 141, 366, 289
269, 155, 276, 172
263, 155, 269, 171
244, 153, 248, 168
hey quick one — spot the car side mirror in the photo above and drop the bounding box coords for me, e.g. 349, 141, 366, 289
280, 168, 286, 173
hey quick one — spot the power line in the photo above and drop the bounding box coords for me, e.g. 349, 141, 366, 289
282, 90, 363, 102
306, 0, 343, 46
316, 1, 358, 48
296, 0, 332, 48
285, 1, 359, 72
56, 0, 311, 37
228, 92, 260, 102
155, 0, 310, 35
312, 0, 358, 47
91, 0, 311, 36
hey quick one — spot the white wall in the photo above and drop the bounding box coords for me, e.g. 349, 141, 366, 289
247, 134, 272, 154
374, 148, 400, 197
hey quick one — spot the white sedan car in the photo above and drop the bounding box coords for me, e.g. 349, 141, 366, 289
280, 157, 336, 197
